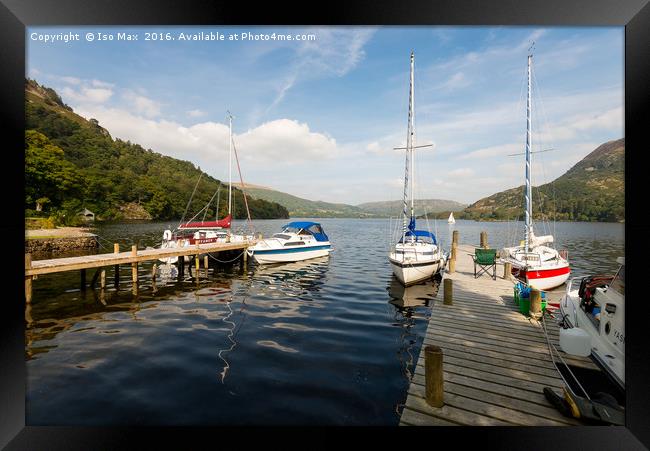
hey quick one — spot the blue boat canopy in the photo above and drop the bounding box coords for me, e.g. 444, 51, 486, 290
282, 221, 329, 242
400, 229, 437, 244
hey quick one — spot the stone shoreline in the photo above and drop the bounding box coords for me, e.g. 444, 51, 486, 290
25, 227, 99, 253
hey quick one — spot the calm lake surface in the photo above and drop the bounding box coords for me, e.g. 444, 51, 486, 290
25, 219, 624, 425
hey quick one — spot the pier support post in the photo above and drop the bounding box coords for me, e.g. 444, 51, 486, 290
243, 248, 248, 266
503, 262, 512, 280
90, 268, 101, 288
131, 245, 138, 287
152, 264, 157, 291
114, 243, 120, 289
424, 345, 444, 408
443, 278, 453, 305
204, 255, 209, 270
80, 269, 87, 292
452, 230, 459, 247
195, 255, 200, 277
178, 257, 185, 279
448, 255, 456, 274
101, 270, 106, 290
25, 253, 32, 304
529, 288, 542, 319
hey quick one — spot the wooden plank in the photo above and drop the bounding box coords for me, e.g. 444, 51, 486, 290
408, 381, 569, 426
399, 407, 460, 426
26, 240, 255, 276
416, 360, 559, 394
404, 390, 514, 426
414, 367, 557, 406
417, 345, 564, 379
417, 353, 567, 389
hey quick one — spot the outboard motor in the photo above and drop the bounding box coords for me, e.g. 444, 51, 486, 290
163, 229, 172, 241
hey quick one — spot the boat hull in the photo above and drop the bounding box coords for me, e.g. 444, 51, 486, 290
560, 289, 625, 390
512, 264, 570, 291
248, 245, 331, 264
389, 257, 441, 286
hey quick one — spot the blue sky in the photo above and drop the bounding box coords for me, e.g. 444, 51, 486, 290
27, 26, 623, 205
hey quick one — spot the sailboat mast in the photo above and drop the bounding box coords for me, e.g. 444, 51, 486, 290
228, 112, 233, 216
401, 52, 415, 241
410, 51, 415, 223
524, 53, 533, 253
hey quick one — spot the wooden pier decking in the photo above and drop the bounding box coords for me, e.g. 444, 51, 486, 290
24, 239, 255, 302
399, 243, 598, 426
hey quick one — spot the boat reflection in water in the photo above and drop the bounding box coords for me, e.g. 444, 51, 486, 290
387, 274, 441, 415
251, 255, 330, 298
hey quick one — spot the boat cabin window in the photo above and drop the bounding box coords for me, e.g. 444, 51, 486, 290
273, 233, 292, 240
297, 228, 313, 236
284, 241, 305, 246
610, 265, 625, 296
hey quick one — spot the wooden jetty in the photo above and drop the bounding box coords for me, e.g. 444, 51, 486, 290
400, 241, 598, 426
24, 240, 254, 303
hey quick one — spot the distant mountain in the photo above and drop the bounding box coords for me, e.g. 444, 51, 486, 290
357, 199, 467, 218
462, 139, 624, 222
235, 183, 466, 218
234, 184, 373, 218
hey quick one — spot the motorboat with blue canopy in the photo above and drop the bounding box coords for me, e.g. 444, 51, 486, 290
247, 221, 332, 264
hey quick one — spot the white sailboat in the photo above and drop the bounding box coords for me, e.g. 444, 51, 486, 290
159, 112, 252, 264
388, 51, 446, 286
447, 212, 455, 224
501, 50, 570, 291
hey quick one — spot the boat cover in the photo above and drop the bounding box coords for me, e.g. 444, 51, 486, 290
179, 214, 232, 229
282, 221, 329, 242
402, 229, 437, 244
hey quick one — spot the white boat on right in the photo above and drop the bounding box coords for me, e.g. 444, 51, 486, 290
447, 212, 455, 224
558, 257, 625, 391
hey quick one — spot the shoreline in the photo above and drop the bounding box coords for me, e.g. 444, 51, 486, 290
25, 227, 99, 254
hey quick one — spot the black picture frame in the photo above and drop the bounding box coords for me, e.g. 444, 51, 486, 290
2, 0, 648, 448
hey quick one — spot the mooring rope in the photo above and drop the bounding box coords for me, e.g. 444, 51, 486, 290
538, 311, 591, 400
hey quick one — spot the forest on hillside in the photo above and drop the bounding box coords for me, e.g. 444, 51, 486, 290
25, 79, 289, 225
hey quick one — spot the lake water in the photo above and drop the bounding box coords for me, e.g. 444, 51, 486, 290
25, 219, 624, 425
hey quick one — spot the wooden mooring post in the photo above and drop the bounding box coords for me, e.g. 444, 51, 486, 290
25, 253, 32, 304
100, 269, 106, 290
114, 243, 120, 289
480, 231, 488, 249
503, 261, 512, 280
443, 278, 453, 305
452, 230, 459, 247
131, 245, 138, 285
448, 250, 456, 273
529, 288, 542, 320
424, 345, 444, 408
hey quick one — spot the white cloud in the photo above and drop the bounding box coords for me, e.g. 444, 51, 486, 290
439, 72, 471, 91
122, 90, 161, 117
60, 76, 81, 85
459, 143, 522, 160
448, 167, 475, 177
72, 104, 339, 178
266, 27, 376, 111
61, 85, 113, 103
91, 79, 115, 88
187, 109, 207, 118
